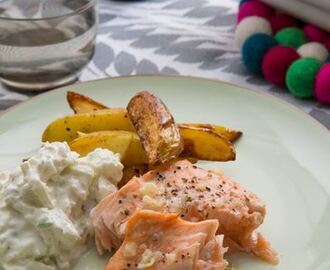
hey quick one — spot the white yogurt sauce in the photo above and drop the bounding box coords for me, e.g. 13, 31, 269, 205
0, 142, 123, 270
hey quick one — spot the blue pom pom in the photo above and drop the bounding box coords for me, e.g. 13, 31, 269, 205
242, 33, 278, 75
239, 0, 252, 8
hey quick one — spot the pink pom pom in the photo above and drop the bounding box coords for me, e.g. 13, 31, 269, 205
304, 24, 328, 43
315, 63, 330, 104
237, 1, 273, 24
262, 46, 300, 87
270, 13, 299, 33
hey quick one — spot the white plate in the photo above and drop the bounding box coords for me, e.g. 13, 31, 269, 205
0, 75, 329, 270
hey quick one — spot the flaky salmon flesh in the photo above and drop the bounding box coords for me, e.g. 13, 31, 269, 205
90, 159, 278, 265
105, 210, 228, 270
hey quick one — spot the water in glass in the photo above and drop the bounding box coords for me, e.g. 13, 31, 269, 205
0, 0, 97, 90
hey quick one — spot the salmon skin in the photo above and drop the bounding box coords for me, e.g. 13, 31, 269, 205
105, 210, 228, 270
91, 159, 278, 265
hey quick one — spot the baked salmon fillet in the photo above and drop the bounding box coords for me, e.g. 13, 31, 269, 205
91, 159, 278, 265
105, 210, 228, 270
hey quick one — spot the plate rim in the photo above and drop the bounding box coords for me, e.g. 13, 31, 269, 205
1, 74, 329, 136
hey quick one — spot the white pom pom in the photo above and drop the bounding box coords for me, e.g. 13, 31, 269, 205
235, 16, 272, 48
297, 42, 329, 62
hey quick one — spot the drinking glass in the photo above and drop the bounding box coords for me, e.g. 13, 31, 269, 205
0, 0, 97, 90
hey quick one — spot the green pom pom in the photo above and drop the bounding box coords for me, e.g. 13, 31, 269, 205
286, 58, 323, 98
275, 27, 308, 48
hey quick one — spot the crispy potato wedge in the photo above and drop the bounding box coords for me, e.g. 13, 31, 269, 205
73, 131, 199, 167
121, 132, 149, 166
69, 130, 132, 158
127, 91, 183, 165
66, 91, 242, 143
42, 109, 135, 143
67, 91, 108, 113
69, 131, 148, 166
179, 123, 241, 142
45, 91, 238, 162
179, 126, 236, 161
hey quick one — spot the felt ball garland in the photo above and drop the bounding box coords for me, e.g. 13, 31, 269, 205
237, 1, 273, 23
286, 58, 323, 98
242, 33, 278, 75
323, 38, 330, 51
270, 13, 300, 34
304, 24, 328, 43
235, 16, 272, 48
239, 0, 252, 8
315, 64, 330, 104
235, 0, 330, 104
262, 46, 300, 87
275, 27, 307, 49
297, 42, 328, 62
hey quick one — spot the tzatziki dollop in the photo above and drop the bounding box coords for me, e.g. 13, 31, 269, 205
0, 142, 123, 270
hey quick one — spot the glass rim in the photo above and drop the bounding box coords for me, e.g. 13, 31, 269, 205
0, 0, 97, 21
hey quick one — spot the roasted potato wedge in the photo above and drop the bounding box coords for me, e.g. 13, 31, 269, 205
44, 91, 238, 162
70, 131, 148, 166
127, 91, 183, 165
66, 91, 242, 143
42, 109, 135, 143
179, 126, 236, 161
67, 91, 108, 113
121, 133, 149, 166
69, 130, 132, 158
179, 123, 241, 142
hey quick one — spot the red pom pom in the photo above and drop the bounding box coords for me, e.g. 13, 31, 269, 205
262, 46, 300, 87
270, 13, 299, 33
237, 1, 273, 23
315, 63, 330, 104
304, 24, 328, 43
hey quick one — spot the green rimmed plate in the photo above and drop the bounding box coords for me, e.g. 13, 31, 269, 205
0, 75, 329, 270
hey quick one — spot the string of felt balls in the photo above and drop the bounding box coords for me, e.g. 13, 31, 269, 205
235, 0, 330, 104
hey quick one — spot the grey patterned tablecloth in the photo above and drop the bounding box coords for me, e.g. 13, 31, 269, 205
1, 0, 330, 129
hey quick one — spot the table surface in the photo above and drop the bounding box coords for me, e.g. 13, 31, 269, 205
1, 0, 329, 129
